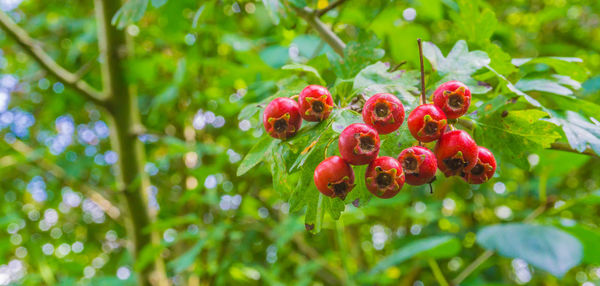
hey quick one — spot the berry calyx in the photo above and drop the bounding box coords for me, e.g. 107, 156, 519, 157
263, 97, 302, 140
362, 93, 405, 134
433, 81, 471, 119
398, 146, 437, 186
365, 156, 405, 198
434, 130, 478, 177
463, 146, 496, 184
338, 123, 380, 165
298, 85, 334, 122
314, 156, 355, 200
407, 104, 448, 142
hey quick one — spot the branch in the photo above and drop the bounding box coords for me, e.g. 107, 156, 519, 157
8, 139, 121, 221
456, 118, 598, 157
0, 11, 106, 106
316, 0, 348, 17
292, 6, 346, 56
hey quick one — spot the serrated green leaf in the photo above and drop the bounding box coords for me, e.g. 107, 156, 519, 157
472, 109, 561, 168
423, 40, 491, 94
547, 111, 600, 155
477, 223, 582, 277
282, 63, 325, 85
237, 137, 276, 176
452, 0, 497, 45
331, 109, 363, 133
353, 62, 419, 109
370, 236, 460, 274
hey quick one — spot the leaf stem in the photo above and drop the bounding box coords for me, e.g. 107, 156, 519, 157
428, 258, 449, 286
417, 38, 427, 105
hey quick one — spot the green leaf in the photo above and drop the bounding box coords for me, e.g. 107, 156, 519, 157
512, 57, 587, 82
237, 137, 276, 176
150, 0, 167, 8
260, 45, 289, 68
423, 40, 491, 94
331, 109, 363, 133
370, 236, 460, 274
168, 224, 228, 273
111, 0, 149, 30
451, 0, 497, 45
328, 34, 385, 79
472, 109, 561, 168
353, 62, 419, 109
477, 223, 583, 277
556, 222, 600, 264
282, 63, 326, 85
547, 111, 600, 155
515, 78, 574, 97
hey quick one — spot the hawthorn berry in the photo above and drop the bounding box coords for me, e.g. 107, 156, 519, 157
463, 146, 496, 184
298, 85, 334, 122
338, 123, 380, 165
263, 97, 303, 140
407, 104, 448, 142
362, 93, 405, 134
398, 146, 437, 186
365, 156, 405, 198
434, 130, 478, 177
433, 81, 471, 119
314, 156, 355, 200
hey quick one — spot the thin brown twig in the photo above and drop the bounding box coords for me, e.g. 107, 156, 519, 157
316, 0, 348, 17
0, 11, 107, 106
291, 5, 346, 56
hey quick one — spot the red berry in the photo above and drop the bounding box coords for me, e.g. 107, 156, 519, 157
365, 156, 405, 198
463, 146, 496, 184
298, 85, 334, 122
362, 93, 405, 134
434, 130, 478, 177
338, 123, 380, 165
433, 81, 471, 119
263, 97, 302, 140
398, 146, 437, 185
407, 104, 448, 142
314, 156, 355, 200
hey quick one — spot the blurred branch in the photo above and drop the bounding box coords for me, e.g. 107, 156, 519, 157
316, 0, 348, 17
451, 203, 548, 285
456, 118, 598, 157
8, 139, 121, 221
0, 11, 107, 106
291, 5, 346, 56
428, 258, 449, 286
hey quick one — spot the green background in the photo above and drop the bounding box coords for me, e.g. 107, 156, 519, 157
0, 0, 599, 285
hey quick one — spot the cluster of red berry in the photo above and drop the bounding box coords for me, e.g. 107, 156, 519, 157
262, 81, 496, 201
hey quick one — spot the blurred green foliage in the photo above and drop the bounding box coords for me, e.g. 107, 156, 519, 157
0, 0, 599, 285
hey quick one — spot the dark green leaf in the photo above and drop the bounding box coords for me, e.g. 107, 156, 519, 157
237, 137, 276, 176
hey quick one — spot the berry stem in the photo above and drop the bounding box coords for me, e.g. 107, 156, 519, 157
417, 38, 427, 105
324, 136, 337, 159
428, 183, 433, 194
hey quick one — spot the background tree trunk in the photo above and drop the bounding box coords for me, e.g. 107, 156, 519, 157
94, 0, 167, 285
